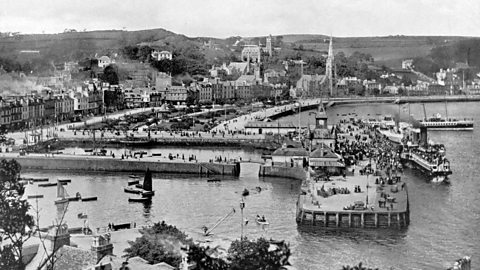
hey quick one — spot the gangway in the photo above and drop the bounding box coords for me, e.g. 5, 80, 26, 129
202, 208, 236, 236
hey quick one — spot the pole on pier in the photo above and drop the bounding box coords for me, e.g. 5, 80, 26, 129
240, 198, 245, 239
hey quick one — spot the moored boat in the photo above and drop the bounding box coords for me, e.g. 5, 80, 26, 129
81, 196, 97, 201
39, 182, 67, 187
419, 114, 474, 131
256, 216, 269, 225
128, 197, 151, 203
54, 182, 69, 205
124, 186, 142, 194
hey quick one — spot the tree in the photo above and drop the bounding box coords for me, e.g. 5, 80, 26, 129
0, 159, 35, 270
228, 238, 291, 270
124, 221, 193, 268
101, 65, 119, 85
342, 262, 379, 270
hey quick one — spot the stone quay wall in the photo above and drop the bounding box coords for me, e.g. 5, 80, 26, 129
13, 156, 240, 176
258, 165, 307, 180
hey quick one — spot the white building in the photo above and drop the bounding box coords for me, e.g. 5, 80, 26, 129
97, 56, 113, 68
151, 50, 173, 61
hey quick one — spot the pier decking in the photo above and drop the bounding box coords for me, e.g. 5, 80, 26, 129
296, 173, 409, 229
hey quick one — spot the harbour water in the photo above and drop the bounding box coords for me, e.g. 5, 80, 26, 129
21, 102, 480, 269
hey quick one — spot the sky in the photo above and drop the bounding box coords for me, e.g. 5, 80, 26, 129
1, 0, 479, 37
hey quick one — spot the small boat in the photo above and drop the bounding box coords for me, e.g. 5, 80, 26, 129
128, 180, 139, 186
77, 213, 88, 219
141, 190, 155, 197
128, 197, 151, 203
84, 149, 94, 153
242, 188, 249, 196
54, 182, 69, 205
129, 175, 140, 179
124, 186, 141, 194
68, 192, 82, 201
81, 196, 97, 201
27, 195, 44, 199
207, 178, 221, 183
256, 216, 269, 225
58, 179, 71, 183
27, 178, 49, 182
39, 182, 66, 187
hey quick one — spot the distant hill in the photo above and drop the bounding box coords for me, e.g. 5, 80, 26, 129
0, 28, 186, 61
0, 28, 477, 69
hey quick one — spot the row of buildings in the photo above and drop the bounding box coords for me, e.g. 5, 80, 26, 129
0, 83, 103, 131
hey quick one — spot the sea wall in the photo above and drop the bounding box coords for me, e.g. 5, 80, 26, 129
258, 165, 307, 180
13, 156, 240, 176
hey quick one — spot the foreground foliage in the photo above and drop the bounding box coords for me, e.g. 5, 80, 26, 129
0, 159, 34, 270
124, 221, 193, 267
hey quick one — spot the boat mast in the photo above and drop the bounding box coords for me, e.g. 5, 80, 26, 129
444, 90, 448, 120
422, 103, 427, 120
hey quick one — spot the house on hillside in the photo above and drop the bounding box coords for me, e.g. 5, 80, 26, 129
151, 50, 173, 61
97, 56, 114, 68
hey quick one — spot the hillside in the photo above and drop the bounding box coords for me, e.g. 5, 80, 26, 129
0, 28, 477, 71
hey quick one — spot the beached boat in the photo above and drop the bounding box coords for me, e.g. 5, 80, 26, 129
129, 175, 140, 179
207, 178, 221, 183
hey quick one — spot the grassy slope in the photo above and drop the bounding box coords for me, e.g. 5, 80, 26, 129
0, 29, 475, 68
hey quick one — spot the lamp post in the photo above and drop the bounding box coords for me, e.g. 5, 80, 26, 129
239, 198, 245, 239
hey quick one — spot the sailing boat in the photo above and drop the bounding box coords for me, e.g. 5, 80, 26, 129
141, 168, 155, 197
54, 181, 69, 205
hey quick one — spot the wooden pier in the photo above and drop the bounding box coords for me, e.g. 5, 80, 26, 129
296, 195, 410, 229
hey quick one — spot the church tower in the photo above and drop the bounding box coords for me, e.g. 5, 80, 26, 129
325, 36, 334, 96
266, 34, 273, 57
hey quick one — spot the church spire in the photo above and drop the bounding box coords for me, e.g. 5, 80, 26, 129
325, 36, 334, 96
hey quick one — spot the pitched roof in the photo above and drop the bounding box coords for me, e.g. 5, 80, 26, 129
53, 245, 97, 270
272, 147, 308, 157
310, 146, 339, 159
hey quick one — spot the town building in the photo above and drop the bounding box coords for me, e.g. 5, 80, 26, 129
165, 86, 188, 105
241, 45, 261, 63
271, 146, 308, 167
309, 143, 345, 175
310, 107, 335, 150
244, 121, 300, 135
296, 74, 327, 98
